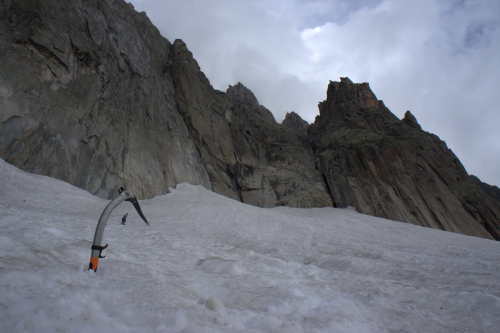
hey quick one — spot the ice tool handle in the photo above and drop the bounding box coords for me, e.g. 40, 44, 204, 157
88, 187, 150, 272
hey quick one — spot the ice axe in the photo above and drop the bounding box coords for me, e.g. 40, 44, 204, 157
88, 187, 150, 272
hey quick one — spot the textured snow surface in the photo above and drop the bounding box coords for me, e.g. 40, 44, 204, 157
1, 158, 499, 332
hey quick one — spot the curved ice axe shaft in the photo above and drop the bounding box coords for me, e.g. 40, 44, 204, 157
89, 188, 150, 272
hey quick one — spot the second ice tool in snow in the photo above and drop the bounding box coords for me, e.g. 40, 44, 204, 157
88, 187, 150, 272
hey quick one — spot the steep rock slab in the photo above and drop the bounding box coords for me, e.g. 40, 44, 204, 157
171, 41, 332, 207
310, 78, 500, 240
223, 84, 332, 208
170, 39, 238, 200
0, 0, 210, 198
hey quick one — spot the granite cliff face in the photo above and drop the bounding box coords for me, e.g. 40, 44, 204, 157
309, 78, 500, 240
171, 40, 332, 207
1, 0, 499, 239
0, 0, 211, 198
0, 0, 331, 208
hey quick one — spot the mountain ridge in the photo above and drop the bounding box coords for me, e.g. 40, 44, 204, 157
1, 0, 499, 240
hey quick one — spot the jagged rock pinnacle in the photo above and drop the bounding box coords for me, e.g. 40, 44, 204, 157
282, 111, 309, 134
403, 110, 422, 130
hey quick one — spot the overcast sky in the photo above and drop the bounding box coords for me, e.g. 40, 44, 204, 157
129, 0, 500, 187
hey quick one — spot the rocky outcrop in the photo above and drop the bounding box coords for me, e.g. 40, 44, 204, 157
221, 85, 332, 208
0, 0, 211, 199
282, 111, 309, 134
0, 0, 331, 207
171, 40, 332, 207
309, 78, 500, 240
470, 175, 500, 201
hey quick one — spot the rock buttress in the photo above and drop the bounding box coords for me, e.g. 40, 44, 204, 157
309, 78, 500, 240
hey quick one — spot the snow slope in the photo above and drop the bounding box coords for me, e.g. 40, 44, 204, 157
0, 158, 499, 332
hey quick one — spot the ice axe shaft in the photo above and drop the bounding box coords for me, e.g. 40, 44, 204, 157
88, 188, 150, 272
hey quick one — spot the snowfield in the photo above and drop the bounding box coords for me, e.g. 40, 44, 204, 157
1, 158, 499, 332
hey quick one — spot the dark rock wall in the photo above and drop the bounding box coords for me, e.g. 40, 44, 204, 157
470, 175, 500, 201
309, 78, 500, 240
171, 40, 332, 208
0, 0, 331, 208
0, 0, 211, 198
282, 111, 309, 135
0, 0, 498, 239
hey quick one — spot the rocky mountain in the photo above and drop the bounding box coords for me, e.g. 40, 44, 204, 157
0, 0, 498, 240
0, 0, 211, 199
309, 78, 500, 240
171, 40, 332, 208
